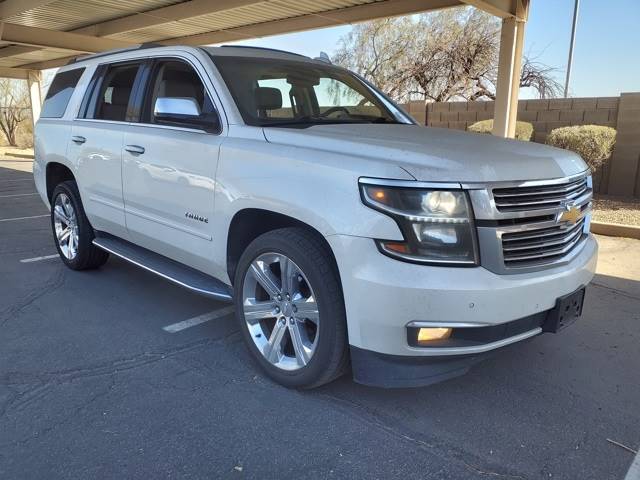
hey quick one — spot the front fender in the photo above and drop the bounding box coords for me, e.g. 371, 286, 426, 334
210, 134, 411, 281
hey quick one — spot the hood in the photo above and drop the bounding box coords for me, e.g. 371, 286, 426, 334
262, 124, 588, 183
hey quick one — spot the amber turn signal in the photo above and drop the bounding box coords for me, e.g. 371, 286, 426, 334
417, 327, 452, 342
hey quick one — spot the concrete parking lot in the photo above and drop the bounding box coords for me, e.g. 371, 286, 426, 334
1, 160, 639, 479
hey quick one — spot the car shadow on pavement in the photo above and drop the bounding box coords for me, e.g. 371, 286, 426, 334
308, 272, 640, 479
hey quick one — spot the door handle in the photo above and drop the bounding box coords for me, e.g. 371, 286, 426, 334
71, 135, 86, 144
124, 145, 145, 155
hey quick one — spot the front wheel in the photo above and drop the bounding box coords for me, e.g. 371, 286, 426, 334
234, 227, 348, 388
51, 180, 109, 270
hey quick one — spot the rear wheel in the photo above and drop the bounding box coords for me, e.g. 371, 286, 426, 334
51, 180, 109, 270
234, 227, 348, 388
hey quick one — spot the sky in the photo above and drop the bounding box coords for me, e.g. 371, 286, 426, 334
223, 0, 640, 99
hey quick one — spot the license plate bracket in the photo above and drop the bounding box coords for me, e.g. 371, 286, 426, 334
543, 287, 586, 333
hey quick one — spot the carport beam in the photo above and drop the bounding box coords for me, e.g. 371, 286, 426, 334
492, 17, 525, 138
507, 17, 525, 138
27, 70, 42, 127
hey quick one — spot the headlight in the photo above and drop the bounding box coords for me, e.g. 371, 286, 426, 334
360, 181, 479, 265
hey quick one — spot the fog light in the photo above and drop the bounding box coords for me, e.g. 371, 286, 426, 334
417, 327, 452, 342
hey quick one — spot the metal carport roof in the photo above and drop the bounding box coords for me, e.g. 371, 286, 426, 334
0, 0, 529, 137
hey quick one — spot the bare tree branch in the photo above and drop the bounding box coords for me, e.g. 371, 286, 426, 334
334, 8, 561, 104
0, 79, 29, 146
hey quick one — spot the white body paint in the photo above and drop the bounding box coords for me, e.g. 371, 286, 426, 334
33, 46, 597, 357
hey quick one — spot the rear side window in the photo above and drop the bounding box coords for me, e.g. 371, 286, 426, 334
93, 63, 140, 122
41, 68, 85, 118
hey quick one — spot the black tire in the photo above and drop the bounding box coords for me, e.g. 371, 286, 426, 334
51, 180, 109, 270
234, 227, 349, 389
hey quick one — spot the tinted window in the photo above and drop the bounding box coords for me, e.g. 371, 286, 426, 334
94, 63, 139, 122
143, 60, 218, 131
41, 68, 85, 118
211, 56, 409, 127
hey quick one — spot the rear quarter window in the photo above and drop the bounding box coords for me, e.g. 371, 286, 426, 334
41, 68, 85, 118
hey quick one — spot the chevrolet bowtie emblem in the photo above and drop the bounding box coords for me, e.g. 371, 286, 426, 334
559, 205, 581, 224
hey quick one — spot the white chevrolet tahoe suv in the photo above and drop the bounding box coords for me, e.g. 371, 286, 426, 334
34, 45, 597, 388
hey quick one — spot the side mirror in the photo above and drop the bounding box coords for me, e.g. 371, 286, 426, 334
155, 97, 201, 117
153, 97, 219, 133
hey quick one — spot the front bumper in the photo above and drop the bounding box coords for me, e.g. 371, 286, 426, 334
350, 304, 569, 387
326, 234, 597, 373
350, 345, 494, 388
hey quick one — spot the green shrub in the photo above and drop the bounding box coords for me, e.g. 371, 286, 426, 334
546, 125, 616, 170
468, 119, 534, 141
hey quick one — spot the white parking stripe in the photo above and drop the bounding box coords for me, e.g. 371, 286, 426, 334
163, 306, 235, 333
0, 214, 48, 222
626, 448, 640, 480
20, 254, 59, 263
0, 192, 38, 198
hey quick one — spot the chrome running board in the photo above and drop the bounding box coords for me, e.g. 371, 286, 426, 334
93, 232, 233, 302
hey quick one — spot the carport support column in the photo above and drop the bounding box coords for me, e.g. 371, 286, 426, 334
492, 17, 525, 138
27, 70, 42, 128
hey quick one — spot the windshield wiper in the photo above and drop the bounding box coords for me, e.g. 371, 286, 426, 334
263, 116, 404, 128
368, 117, 402, 124
265, 117, 358, 128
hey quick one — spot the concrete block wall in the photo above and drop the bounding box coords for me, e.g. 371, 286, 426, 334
399, 94, 639, 197
402, 101, 426, 125
607, 93, 640, 197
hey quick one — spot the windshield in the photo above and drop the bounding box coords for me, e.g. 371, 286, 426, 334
210, 55, 413, 128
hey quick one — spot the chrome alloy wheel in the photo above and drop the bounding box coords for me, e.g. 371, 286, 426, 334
242, 253, 320, 371
53, 192, 79, 260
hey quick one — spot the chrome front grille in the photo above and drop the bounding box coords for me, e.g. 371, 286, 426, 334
501, 217, 587, 267
467, 172, 593, 274
492, 176, 589, 212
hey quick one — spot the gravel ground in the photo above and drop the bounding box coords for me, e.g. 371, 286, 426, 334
593, 195, 640, 226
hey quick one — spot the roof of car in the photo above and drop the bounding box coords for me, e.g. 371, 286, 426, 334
65, 44, 322, 69
204, 45, 311, 61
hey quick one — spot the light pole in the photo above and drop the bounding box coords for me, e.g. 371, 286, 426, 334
564, 0, 580, 98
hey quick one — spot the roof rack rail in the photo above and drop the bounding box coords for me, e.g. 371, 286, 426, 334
67, 42, 164, 65
219, 44, 308, 59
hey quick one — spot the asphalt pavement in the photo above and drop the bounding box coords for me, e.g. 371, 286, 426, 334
1, 161, 639, 479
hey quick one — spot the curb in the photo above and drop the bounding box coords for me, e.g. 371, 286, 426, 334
591, 221, 640, 240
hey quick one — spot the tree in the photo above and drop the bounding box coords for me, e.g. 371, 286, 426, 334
0, 79, 30, 147
333, 8, 562, 103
